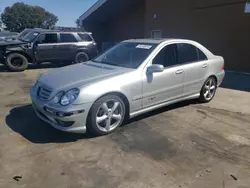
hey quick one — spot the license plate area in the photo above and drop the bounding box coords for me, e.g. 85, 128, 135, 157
32, 101, 57, 124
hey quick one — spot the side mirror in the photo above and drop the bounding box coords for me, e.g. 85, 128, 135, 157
147, 64, 164, 74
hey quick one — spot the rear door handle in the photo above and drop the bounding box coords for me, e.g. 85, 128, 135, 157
175, 69, 183, 74
202, 63, 208, 68
53, 45, 59, 48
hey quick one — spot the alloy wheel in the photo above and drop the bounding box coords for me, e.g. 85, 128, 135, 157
203, 78, 216, 101
96, 99, 123, 132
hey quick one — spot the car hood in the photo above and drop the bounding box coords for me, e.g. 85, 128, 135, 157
39, 62, 133, 91
0, 39, 27, 47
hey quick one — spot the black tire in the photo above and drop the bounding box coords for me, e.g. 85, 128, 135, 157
199, 77, 217, 103
5, 53, 28, 72
87, 95, 126, 136
74, 52, 89, 64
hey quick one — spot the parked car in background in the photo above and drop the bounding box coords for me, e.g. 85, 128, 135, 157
0, 30, 98, 71
0, 31, 19, 42
30, 38, 225, 136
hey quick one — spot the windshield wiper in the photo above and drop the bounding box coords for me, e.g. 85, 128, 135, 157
92, 60, 120, 67
101, 61, 120, 67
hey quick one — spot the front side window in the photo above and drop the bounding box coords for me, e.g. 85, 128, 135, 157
93, 42, 157, 68
38, 33, 58, 44
60, 33, 77, 43
78, 33, 92, 41
153, 44, 178, 67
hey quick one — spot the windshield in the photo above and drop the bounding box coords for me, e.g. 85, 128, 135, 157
93, 42, 157, 68
18, 29, 32, 40
21, 31, 40, 42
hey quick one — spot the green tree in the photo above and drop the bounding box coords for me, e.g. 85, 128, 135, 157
1, 2, 58, 32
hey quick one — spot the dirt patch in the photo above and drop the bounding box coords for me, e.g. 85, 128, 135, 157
190, 131, 250, 167
109, 120, 179, 161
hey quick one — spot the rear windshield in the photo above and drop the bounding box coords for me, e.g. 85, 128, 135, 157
78, 33, 92, 41
93, 42, 157, 69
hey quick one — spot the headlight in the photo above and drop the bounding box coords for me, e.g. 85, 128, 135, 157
53, 91, 64, 104
59, 89, 80, 106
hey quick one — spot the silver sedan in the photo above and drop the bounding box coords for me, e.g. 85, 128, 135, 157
30, 38, 225, 136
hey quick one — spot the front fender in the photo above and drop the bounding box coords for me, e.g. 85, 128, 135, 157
75, 83, 123, 104
5, 47, 34, 62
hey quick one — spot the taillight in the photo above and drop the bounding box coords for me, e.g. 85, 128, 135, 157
221, 64, 225, 70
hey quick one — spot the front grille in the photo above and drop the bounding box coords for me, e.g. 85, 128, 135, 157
37, 86, 52, 100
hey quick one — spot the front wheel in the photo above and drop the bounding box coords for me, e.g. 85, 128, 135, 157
87, 95, 126, 136
5, 53, 28, 72
199, 77, 217, 103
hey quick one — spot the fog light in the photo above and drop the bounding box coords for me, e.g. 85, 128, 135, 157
56, 120, 74, 127
44, 107, 84, 117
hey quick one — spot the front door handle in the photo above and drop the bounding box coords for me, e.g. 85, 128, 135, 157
175, 69, 183, 74
202, 63, 208, 68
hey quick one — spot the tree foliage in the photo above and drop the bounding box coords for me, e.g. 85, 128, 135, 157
1, 3, 58, 32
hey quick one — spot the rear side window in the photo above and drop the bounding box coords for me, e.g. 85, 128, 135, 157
78, 33, 92, 41
60, 33, 77, 42
178, 43, 208, 63
197, 48, 208, 61
178, 43, 198, 64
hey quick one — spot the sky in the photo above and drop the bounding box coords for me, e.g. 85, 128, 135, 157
0, 0, 98, 27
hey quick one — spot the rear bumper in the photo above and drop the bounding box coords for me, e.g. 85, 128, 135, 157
217, 71, 225, 86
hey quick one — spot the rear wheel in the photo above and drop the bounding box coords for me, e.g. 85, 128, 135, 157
87, 95, 125, 136
74, 52, 89, 64
199, 77, 217, 103
5, 53, 28, 72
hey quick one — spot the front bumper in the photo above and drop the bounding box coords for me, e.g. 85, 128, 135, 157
30, 89, 92, 134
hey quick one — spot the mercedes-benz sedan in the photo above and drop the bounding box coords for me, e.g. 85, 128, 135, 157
30, 39, 225, 136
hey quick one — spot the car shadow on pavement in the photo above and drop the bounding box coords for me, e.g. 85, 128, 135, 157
5, 104, 92, 144
6, 100, 198, 144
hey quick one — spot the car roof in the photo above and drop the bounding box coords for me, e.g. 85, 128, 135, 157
124, 38, 194, 44
37, 30, 91, 34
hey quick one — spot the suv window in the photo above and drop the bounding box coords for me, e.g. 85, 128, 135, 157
153, 44, 178, 67
178, 43, 199, 64
60, 33, 77, 43
38, 33, 58, 44
78, 33, 92, 41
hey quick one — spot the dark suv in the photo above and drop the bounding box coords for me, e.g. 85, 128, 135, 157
0, 30, 98, 71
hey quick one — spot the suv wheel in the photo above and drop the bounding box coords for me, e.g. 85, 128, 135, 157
5, 53, 28, 72
87, 95, 126, 136
75, 52, 89, 63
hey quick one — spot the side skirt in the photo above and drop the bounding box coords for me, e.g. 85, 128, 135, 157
129, 93, 200, 118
